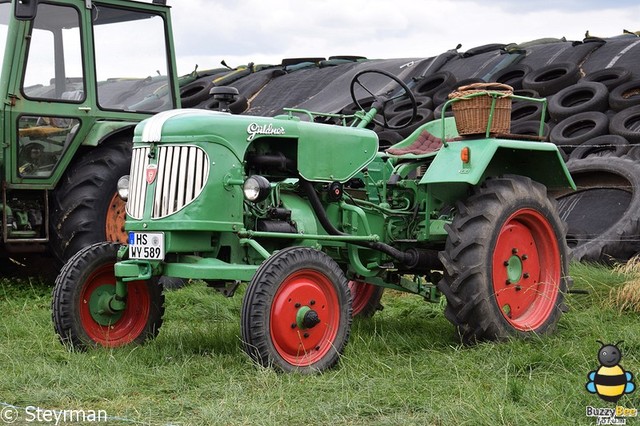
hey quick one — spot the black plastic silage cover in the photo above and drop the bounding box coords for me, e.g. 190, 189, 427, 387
438, 50, 507, 80
245, 58, 425, 117
519, 40, 602, 69
582, 36, 640, 79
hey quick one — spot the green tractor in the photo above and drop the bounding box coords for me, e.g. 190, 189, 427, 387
52, 70, 575, 373
0, 0, 179, 270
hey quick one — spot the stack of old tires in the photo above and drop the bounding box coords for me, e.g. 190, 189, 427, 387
514, 37, 640, 264
359, 36, 640, 264
179, 34, 640, 264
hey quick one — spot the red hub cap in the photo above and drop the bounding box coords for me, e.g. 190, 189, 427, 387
79, 264, 150, 347
492, 208, 561, 331
270, 269, 340, 367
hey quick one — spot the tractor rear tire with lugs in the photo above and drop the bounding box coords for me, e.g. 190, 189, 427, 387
437, 175, 570, 344
50, 138, 131, 265
52, 242, 164, 349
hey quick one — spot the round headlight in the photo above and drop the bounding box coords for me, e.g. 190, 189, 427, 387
117, 175, 130, 201
243, 175, 271, 202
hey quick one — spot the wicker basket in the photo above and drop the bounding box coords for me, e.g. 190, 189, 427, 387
448, 83, 513, 135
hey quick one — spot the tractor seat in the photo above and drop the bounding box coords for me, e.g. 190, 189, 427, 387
385, 130, 444, 157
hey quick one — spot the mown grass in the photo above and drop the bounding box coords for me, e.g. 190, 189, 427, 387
1, 263, 639, 425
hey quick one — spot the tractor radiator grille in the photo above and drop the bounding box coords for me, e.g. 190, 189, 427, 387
126, 145, 210, 219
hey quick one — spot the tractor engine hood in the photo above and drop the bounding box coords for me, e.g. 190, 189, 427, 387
133, 109, 379, 183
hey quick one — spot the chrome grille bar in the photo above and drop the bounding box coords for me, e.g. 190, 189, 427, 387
122, 144, 210, 219
126, 146, 149, 219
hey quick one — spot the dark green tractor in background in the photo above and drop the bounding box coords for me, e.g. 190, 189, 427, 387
52, 70, 575, 373
0, 0, 179, 270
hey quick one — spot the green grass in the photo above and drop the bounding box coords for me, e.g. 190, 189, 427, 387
1, 263, 640, 425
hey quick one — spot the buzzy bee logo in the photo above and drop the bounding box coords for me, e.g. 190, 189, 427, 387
585, 341, 638, 425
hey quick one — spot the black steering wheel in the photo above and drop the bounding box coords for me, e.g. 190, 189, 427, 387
349, 69, 417, 130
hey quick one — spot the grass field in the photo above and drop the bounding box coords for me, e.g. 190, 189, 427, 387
1, 263, 639, 425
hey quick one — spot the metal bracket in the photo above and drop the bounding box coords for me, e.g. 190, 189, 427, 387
208, 280, 241, 297
85, 0, 92, 9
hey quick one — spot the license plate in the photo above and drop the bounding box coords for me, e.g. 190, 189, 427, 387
128, 232, 165, 260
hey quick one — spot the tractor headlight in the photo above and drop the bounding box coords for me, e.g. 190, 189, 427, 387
117, 175, 130, 201
243, 175, 271, 202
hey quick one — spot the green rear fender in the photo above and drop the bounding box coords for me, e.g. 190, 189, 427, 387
420, 138, 575, 203
80, 121, 138, 146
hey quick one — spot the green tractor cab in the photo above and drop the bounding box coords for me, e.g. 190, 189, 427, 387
53, 70, 575, 373
0, 0, 180, 271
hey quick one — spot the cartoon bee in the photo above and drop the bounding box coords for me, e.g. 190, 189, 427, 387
586, 341, 636, 403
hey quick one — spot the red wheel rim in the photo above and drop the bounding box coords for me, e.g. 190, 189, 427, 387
105, 193, 127, 244
79, 264, 150, 347
270, 269, 340, 367
491, 208, 561, 331
348, 280, 377, 317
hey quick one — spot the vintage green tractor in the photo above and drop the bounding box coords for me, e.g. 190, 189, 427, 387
52, 70, 575, 373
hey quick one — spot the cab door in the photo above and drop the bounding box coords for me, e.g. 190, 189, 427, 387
7, 1, 95, 188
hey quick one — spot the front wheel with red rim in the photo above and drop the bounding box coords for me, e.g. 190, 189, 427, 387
241, 247, 352, 373
437, 175, 570, 343
52, 242, 164, 349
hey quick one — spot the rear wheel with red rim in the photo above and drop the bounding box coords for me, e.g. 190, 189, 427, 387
241, 247, 351, 373
104, 193, 127, 244
437, 175, 570, 343
52, 242, 164, 349
348, 280, 384, 318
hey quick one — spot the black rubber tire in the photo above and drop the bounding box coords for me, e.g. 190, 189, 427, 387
522, 62, 581, 96
432, 78, 484, 106
433, 102, 455, 119
609, 105, 640, 144
555, 157, 640, 263
624, 145, 640, 161
513, 89, 540, 99
583, 67, 631, 91
387, 108, 434, 137
52, 242, 164, 349
510, 120, 551, 139
376, 130, 404, 150
548, 81, 609, 122
437, 176, 569, 344
510, 101, 547, 124
453, 78, 486, 89
412, 71, 457, 97
609, 80, 640, 112
348, 280, 384, 318
341, 96, 376, 116
179, 78, 214, 108
241, 247, 351, 373
549, 111, 609, 152
385, 96, 433, 117
569, 134, 630, 160
489, 64, 532, 91
50, 138, 132, 265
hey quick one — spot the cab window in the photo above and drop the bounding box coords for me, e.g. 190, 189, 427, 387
93, 5, 173, 112
0, 2, 10, 64
22, 3, 84, 101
